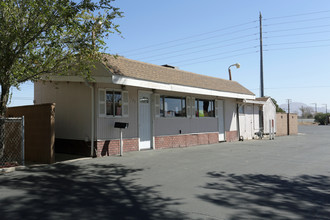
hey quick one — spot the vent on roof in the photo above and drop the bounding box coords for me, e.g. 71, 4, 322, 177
161, 64, 179, 69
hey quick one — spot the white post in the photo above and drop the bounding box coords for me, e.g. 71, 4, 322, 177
120, 128, 123, 156
269, 119, 272, 140
21, 116, 25, 166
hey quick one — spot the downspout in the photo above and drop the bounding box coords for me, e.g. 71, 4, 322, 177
236, 103, 243, 141
85, 81, 95, 157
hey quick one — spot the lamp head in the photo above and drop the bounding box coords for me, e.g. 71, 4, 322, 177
235, 63, 240, 69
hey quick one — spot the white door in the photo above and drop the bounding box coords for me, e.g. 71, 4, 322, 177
246, 105, 253, 139
139, 92, 151, 150
218, 100, 225, 141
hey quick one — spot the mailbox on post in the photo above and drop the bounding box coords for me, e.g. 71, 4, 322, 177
114, 122, 129, 129
114, 122, 129, 156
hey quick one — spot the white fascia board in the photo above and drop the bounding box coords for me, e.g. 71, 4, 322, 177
112, 75, 255, 100
41, 75, 112, 83
243, 99, 265, 105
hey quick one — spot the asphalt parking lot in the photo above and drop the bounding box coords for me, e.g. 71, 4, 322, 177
1, 125, 330, 220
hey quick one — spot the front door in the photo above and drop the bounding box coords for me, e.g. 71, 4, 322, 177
139, 92, 151, 150
218, 100, 225, 141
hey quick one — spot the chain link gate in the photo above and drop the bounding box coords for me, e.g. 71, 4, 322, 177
0, 117, 25, 168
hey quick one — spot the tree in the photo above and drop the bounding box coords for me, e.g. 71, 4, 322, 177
0, 0, 123, 116
299, 106, 313, 118
271, 98, 285, 113
314, 113, 330, 125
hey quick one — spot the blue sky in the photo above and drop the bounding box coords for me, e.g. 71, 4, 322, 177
10, 0, 330, 112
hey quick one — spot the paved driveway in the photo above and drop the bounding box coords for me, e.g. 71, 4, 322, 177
1, 125, 330, 220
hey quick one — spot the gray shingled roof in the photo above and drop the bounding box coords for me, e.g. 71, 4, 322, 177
102, 54, 255, 96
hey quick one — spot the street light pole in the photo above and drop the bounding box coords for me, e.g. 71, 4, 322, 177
259, 12, 264, 97
311, 103, 317, 115
228, 63, 240, 81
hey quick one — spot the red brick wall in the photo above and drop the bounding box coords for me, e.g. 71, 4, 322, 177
95, 132, 220, 157
225, 130, 238, 142
96, 138, 139, 157
155, 132, 219, 149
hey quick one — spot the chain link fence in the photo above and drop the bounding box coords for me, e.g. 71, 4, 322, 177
0, 117, 24, 168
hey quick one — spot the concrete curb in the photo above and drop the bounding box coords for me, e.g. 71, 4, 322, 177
0, 166, 19, 173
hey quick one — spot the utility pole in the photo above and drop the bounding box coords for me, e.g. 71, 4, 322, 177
287, 99, 291, 135
311, 103, 317, 115
323, 104, 328, 125
259, 12, 264, 97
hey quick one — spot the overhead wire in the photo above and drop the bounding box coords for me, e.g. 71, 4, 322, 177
176, 51, 259, 67
264, 39, 330, 47
144, 38, 259, 62
263, 24, 330, 34
126, 26, 259, 57
263, 16, 330, 27
171, 46, 258, 65
118, 20, 258, 54
116, 10, 330, 67
263, 10, 330, 20
265, 44, 330, 51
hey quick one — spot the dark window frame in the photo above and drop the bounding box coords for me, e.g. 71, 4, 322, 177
160, 96, 186, 118
106, 90, 122, 117
195, 99, 215, 117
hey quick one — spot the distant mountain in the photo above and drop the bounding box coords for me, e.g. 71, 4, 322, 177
279, 102, 327, 115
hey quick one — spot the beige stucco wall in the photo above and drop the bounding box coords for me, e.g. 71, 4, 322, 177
34, 81, 92, 140
276, 113, 298, 136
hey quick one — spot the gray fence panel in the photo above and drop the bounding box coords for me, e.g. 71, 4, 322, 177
0, 117, 24, 167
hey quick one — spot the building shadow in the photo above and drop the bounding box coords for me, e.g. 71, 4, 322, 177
198, 171, 330, 220
0, 163, 188, 220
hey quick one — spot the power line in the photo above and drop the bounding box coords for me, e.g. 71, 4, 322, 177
118, 20, 258, 54
252, 85, 330, 90
265, 44, 330, 51
263, 10, 330, 20
176, 51, 259, 67
171, 46, 258, 65
264, 39, 330, 47
126, 26, 258, 57
144, 38, 258, 62
263, 24, 330, 34
264, 16, 330, 27
264, 30, 330, 39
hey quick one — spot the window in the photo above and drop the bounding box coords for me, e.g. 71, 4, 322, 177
99, 89, 129, 117
160, 96, 186, 117
195, 99, 215, 117
238, 105, 244, 114
106, 91, 122, 116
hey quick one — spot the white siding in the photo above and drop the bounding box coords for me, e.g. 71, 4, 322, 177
263, 99, 276, 134
224, 99, 237, 131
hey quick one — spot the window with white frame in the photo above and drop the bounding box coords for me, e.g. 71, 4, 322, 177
99, 89, 128, 117
195, 99, 215, 117
160, 96, 186, 117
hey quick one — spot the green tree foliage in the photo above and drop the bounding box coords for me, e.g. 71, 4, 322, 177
314, 113, 330, 125
271, 98, 285, 113
0, 0, 122, 116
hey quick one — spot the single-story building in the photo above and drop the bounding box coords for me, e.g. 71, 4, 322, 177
34, 55, 265, 157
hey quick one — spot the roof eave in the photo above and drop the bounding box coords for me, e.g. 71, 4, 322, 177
112, 75, 255, 100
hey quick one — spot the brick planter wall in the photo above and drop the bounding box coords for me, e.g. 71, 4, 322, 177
155, 132, 219, 149
225, 131, 238, 142
96, 138, 139, 157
